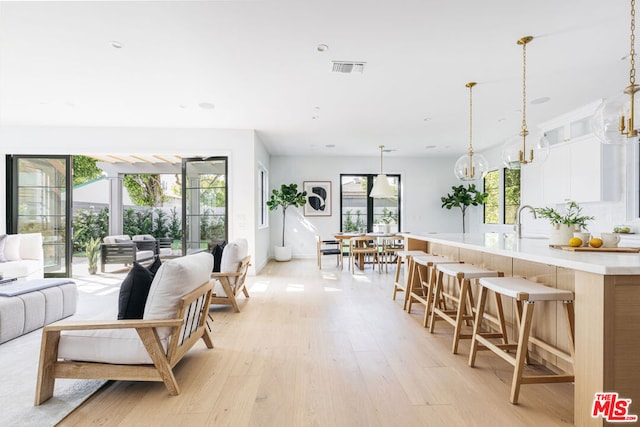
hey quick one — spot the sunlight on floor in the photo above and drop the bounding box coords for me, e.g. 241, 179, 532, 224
286, 283, 304, 292
352, 274, 372, 283
321, 272, 338, 281
323, 286, 342, 292
249, 282, 269, 293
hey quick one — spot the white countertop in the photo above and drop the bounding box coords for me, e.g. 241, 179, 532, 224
403, 232, 640, 275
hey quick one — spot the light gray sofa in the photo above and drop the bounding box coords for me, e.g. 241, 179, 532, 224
0, 233, 44, 280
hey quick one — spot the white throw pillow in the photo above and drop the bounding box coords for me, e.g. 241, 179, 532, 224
19, 233, 43, 261
220, 238, 248, 285
4, 234, 21, 261
143, 252, 213, 338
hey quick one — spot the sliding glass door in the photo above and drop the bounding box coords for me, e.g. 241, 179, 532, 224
7, 155, 72, 277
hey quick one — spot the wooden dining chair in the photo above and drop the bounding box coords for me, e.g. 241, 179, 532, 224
349, 235, 381, 273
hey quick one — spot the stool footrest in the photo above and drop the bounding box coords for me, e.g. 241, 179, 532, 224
520, 374, 575, 385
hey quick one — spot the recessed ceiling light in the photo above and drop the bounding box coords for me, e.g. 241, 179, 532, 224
498, 118, 507, 122
423, 117, 432, 122
198, 102, 215, 110
312, 116, 319, 120
179, 105, 187, 109
110, 41, 123, 49
325, 144, 335, 148
317, 44, 329, 52
425, 145, 437, 149
314, 106, 321, 110
531, 96, 551, 105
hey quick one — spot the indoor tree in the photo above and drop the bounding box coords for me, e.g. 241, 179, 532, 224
266, 184, 307, 256
441, 184, 488, 233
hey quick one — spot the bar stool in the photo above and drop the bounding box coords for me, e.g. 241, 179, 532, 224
406, 255, 459, 327
429, 263, 503, 354
468, 276, 575, 404
392, 250, 428, 310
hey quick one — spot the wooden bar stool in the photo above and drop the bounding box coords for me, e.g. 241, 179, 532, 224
406, 255, 459, 327
429, 263, 503, 354
392, 250, 428, 310
468, 276, 575, 404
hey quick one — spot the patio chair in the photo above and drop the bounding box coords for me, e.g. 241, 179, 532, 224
35, 252, 215, 405
101, 235, 155, 272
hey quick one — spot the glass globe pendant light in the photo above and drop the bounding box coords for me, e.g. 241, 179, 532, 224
454, 82, 488, 180
592, 0, 639, 144
502, 36, 549, 169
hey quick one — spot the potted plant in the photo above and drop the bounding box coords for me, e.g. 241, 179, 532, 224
441, 184, 488, 233
267, 183, 307, 261
374, 208, 396, 233
85, 237, 101, 274
534, 201, 594, 245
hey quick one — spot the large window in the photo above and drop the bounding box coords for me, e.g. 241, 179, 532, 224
484, 170, 500, 224
340, 174, 401, 232
504, 168, 521, 224
483, 168, 521, 225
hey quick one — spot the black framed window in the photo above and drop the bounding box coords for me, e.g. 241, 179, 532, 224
484, 170, 500, 224
340, 174, 401, 232
504, 168, 521, 224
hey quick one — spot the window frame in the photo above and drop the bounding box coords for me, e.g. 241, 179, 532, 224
257, 163, 269, 229
339, 174, 401, 232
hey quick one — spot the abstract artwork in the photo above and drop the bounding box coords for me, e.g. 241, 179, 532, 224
303, 181, 331, 216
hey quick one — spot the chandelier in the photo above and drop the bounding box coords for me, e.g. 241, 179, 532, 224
592, 0, 640, 144
502, 36, 549, 168
454, 82, 488, 180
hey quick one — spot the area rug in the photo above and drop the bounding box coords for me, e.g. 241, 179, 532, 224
0, 274, 122, 426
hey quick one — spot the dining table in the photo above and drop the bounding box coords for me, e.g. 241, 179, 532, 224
333, 232, 399, 270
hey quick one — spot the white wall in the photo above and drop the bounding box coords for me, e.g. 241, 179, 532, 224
0, 126, 267, 272
268, 154, 461, 258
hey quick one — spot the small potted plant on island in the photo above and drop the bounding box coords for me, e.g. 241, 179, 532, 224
441, 184, 488, 233
267, 183, 307, 261
85, 237, 101, 275
534, 201, 594, 245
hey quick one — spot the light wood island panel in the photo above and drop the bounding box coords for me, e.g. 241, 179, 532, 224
404, 233, 640, 427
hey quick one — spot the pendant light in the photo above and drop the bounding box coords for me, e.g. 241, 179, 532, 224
454, 82, 489, 180
592, 0, 639, 144
502, 36, 549, 169
369, 145, 395, 199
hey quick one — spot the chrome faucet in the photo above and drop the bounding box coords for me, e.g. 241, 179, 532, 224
515, 205, 537, 238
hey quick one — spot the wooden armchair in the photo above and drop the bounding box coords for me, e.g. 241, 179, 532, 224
210, 238, 250, 313
35, 252, 215, 405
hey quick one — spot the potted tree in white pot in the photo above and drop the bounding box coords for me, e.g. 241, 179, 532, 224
534, 201, 594, 245
267, 183, 307, 261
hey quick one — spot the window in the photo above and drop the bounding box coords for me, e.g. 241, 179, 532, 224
484, 170, 500, 224
504, 168, 521, 224
483, 168, 521, 225
258, 164, 268, 228
340, 174, 401, 232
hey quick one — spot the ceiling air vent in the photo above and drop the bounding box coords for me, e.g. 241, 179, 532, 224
331, 61, 366, 74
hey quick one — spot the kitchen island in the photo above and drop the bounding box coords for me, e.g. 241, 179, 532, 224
402, 232, 640, 426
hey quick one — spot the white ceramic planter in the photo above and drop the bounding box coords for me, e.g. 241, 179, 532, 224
549, 224, 577, 245
274, 246, 292, 262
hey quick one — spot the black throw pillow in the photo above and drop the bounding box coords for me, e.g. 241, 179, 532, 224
211, 242, 226, 272
147, 256, 162, 276
118, 262, 154, 319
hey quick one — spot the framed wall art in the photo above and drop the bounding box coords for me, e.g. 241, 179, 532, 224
303, 181, 331, 216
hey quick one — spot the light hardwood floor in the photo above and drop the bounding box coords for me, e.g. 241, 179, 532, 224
59, 259, 574, 426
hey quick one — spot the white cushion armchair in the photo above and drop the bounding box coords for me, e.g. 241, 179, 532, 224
35, 252, 215, 405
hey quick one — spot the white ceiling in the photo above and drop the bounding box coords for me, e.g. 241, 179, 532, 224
0, 0, 632, 158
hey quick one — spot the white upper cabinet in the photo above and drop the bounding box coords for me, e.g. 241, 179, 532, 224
538, 101, 622, 204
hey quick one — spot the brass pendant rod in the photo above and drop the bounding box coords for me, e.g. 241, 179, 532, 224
517, 36, 533, 163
